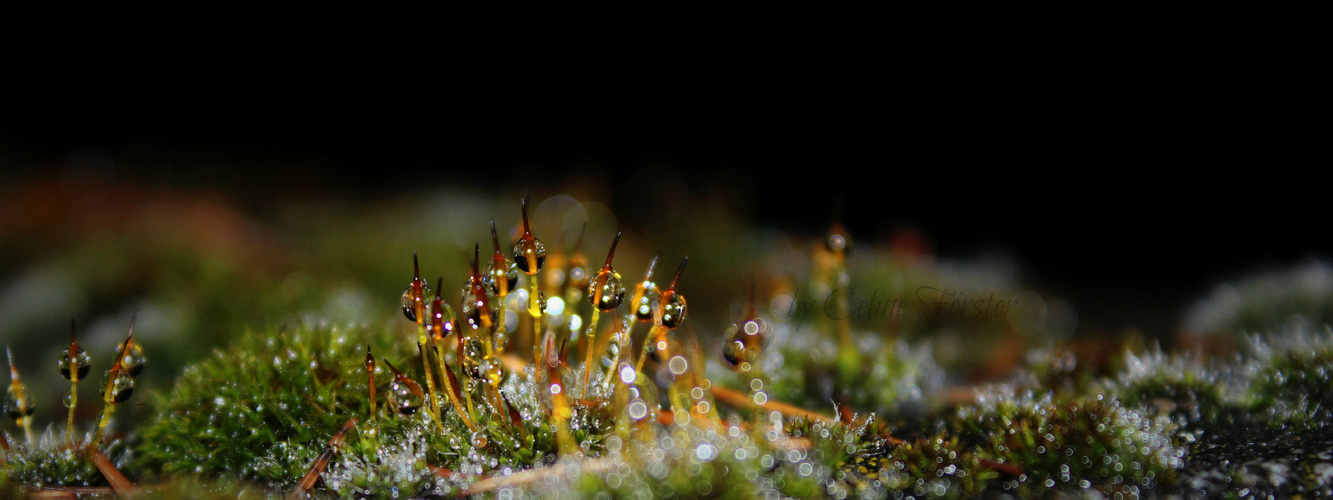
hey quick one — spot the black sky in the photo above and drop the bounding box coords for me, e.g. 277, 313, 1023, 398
1, 28, 1323, 337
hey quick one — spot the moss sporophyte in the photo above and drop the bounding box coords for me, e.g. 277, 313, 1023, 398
9, 196, 1333, 498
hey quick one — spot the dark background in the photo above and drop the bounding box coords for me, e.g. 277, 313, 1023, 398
1, 28, 1323, 338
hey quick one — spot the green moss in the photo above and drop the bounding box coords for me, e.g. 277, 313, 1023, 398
959, 389, 1183, 497
1239, 330, 1333, 432
1107, 349, 1230, 425
136, 323, 399, 487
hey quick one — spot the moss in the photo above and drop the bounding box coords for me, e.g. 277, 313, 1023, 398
136, 323, 399, 487
1106, 349, 1231, 425
1246, 330, 1333, 431
958, 388, 1183, 497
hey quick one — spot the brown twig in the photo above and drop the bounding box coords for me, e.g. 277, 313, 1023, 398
710, 386, 836, 423
464, 458, 616, 495
85, 445, 135, 497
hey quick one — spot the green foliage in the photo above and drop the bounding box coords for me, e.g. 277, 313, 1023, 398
959, 389, 1183, 497
2, 433, 130, 488
1248, 331, 1333, 431
136, 323, 398, 487
1106, 349, 1230, 425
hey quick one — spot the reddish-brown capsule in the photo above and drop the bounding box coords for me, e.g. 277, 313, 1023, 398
486, 220, 519, 296
462, 244, 495, 331
512, 197, 546, 275
428, 278, 456, 341
588, 232, 626, 312
401, 252, 431, 323
654, 257, 689, 329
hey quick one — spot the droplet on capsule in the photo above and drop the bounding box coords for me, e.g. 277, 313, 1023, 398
389, 378, 422, 416
481, 356, 504, 386
656, 292, 688, 329
537, 291, 549, 313
653, 257, 689, 329
402, 251, 432, 322
400, 287, 417, 322
512, 197, 546, 275
3, 388, 33, 420
428, 278, 457, 341
102, 370, 135, 404
630, 257, 660, 322
484, 260, 520, 297
588, 232, 626, 312
114, 341, 146, 378
59, 347, 91, 381
461, 337, 486, 380
485, 220, 520, 296
471, 430, 489, 448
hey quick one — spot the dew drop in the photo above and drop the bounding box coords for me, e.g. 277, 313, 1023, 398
57, 347, 91, 380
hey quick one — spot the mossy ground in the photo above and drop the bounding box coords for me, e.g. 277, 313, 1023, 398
4, 197, 1333, 498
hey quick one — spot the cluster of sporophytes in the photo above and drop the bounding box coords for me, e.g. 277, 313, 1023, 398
13, 195, 1333, 498
1, 317, 146, 496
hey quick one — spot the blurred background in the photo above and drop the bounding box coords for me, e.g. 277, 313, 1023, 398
0, 27, 1323, 427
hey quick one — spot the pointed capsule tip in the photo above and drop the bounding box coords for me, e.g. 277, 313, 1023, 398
490, 220, 503, 251
521, 197, 531, 232
605, 232, 623, 267
645, 255, 659, 279
413, 251, 421, 278
127, 310, 139, 340
671, 257, 689, 288
472, 243, 482, 274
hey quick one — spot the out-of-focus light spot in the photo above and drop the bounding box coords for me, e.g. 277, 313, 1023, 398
668, 356, 688, 375
627, 400, 648, 420
546, 296, 566, 316
744, 320, 760, 335
696, 444, 716, 461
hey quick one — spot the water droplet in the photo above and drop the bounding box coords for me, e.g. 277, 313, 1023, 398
471, 430, 489, 449
389, 377, 423, 416
461, 337, 486, 380
115, 342, 146, 378
58, 347, 91, 380
589, 270, 626, 312
655, 291, 687, 329
513, 239, 546, 275
102, 370, 134, 404
481, 356, 504, 386
484, 259, 520, 296
401, 286, 417, 321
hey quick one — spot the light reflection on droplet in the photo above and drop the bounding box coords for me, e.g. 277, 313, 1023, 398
569, 314, 583, 332
744, 320, 759, 335
753, 391, 768, 405
690, 387, 704, 399
549, 383, 562, 395
750, 378, 764, 391
619, 364, 637, 384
